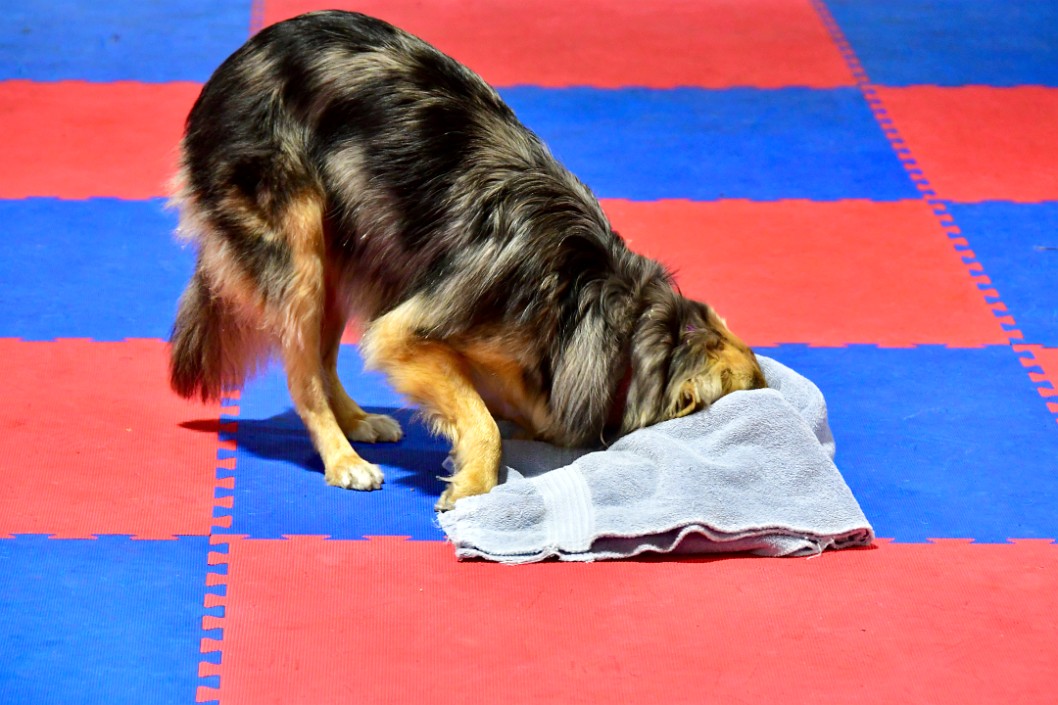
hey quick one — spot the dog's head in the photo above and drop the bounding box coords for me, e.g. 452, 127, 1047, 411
621, 288, 766, 433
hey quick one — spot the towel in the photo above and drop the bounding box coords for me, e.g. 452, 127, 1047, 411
437, 356, 873, 563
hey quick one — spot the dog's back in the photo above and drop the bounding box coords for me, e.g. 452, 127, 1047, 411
171, 10, 628, 402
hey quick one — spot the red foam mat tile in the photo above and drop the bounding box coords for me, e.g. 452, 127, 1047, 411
874, 87, 1058, 203
1015, 344, 1058, 413
262, 0, 854, 88
211, 537, 1056, 705
601, 199, 1007, 347
0, 81, 200, 199
0, 339, 224, 538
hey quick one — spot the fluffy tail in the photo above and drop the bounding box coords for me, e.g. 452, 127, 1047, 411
169, 269, 265, 401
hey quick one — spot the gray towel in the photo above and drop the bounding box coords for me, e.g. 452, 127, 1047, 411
437, 356, 873, 563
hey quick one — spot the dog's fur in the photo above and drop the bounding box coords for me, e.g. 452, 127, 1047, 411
169, 10, 766, 510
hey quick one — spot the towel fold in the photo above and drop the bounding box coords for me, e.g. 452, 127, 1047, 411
437, 356, 874, 563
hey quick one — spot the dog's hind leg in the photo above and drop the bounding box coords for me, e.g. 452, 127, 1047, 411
320, 303, 403, 444
360, 299, 501, 510
278, 195, 384, 490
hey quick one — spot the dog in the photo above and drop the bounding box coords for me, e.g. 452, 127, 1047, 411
169, 10, 766, 510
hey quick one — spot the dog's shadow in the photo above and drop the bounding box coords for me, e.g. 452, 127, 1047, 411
184, 407, 449, 495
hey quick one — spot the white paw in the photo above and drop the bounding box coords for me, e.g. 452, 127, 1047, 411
366, 413, 403, 442
325, 456, 384, 490
345, 414, 403, 443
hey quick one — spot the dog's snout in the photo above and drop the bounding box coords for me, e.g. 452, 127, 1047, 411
715, 342, 766, 394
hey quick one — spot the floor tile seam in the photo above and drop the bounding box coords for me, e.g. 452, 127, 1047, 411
812, 0, 1058, 429
196, 390, 241, 705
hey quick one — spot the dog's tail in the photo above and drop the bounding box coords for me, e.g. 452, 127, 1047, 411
169, 268, 266, 402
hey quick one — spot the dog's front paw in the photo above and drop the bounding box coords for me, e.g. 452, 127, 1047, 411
344, 413, 403, 443
325, 455, 384, 490
435, 486, 460, 512
435, 482, 461, 510
434, 473, 495, 511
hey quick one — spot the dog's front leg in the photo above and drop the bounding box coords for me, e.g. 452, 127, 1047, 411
360, 303, 501, 510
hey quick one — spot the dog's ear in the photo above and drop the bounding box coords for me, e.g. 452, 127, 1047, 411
620, 287, 682, 433
659, 299, 718, 418
548, 277, 634, 445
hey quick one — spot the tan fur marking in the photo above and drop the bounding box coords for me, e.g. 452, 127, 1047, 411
707, 311, 766, 394
320, 303, 403, 443
362, 302, 501, 509
320, 305, 364, 428
278, 193, 385, 490
457, 336, 552, 439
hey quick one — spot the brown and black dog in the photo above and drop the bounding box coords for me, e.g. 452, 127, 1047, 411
169, 10, 765, 510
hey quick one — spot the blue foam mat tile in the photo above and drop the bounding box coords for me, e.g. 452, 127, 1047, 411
0, 535, 211, 704
2, 0, 252, 82
0, 198, 193, 340
225, 346, 448, 540
762, 345, 1058, 542
944, 202, 1058, 348
825, 0, 1058, 86
499, 87, 918, 201
227, 344, 1058, 543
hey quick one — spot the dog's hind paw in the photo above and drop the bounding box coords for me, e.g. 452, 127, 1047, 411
366, 413, 403, 442
344, 413, 403, 443
325, 455, 384, 490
